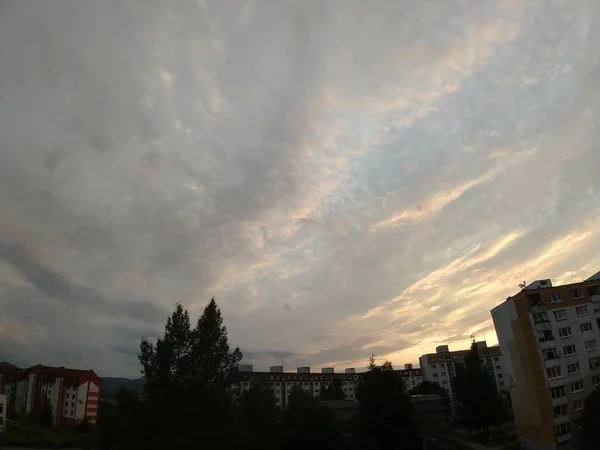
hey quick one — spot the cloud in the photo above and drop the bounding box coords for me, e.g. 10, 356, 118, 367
0, 0, 599, 376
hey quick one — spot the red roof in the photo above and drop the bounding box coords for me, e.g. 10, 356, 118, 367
25, 365, 102, 387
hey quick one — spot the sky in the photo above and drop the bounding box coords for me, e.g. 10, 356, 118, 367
0, 0, 599, 378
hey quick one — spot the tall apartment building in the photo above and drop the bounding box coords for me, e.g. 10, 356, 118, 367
0, 393, 7, 433
0, 363, 102, 426
419, 342, 509, 418
491, 272, 600, 450
237, 366, 360, 409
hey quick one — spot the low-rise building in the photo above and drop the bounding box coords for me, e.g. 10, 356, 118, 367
0, 363, 102, 426
237, 366, 360, 408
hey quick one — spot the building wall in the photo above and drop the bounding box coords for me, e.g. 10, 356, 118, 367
491, 277, 600, 450
0, 393, 7, 433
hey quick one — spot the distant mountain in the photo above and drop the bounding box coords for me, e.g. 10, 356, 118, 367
101, 377, 145, 393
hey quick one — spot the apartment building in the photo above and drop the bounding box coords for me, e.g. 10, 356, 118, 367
395, 363, 423, 392
0, 363, 102, 426
237, 366, 360, 409
0, 361, 26, 416
419, 342, 509, 418
491, 272, 600, 450
0, 393, 7, 433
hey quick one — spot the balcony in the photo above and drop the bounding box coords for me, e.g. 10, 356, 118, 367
557, 433, 572, 444
592, 294, 600, 304
548, 377, 564, 389
530, 303, 546, 313
535, 321, 552, 332
540, 339, 556, 350
545, 358, 560, 369
554, 415, 570, 426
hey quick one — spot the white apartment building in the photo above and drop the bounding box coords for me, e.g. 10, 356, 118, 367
419, 342, 509, 418
0, 393, 7, 433
237, 366, 360, 409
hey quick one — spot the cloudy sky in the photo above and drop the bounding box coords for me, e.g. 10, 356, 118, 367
0, 0, 599, 378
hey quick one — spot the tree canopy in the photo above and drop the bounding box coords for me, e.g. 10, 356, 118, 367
357, 356, 420, 450
453, 342, 506, 432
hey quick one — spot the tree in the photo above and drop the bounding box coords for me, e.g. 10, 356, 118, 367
357, 356, 420, 450
280, 386, 343, 450
320, 378, 346, 401
138, 298, 243, 449
453, 342, 506, 433
239, 383, 280, 449
39, 401, 53, 427
581, 389, 600, 450
410, 381, 451, 408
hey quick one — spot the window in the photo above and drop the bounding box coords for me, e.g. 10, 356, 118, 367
593, 375, 600, 386
432, 364, 436, 369
433, 373, 438, 378
581, 322, 593, 332
441, 372, 446, 376
558, 327, 572, 338
495, 365, 501, 370
497, 373, 503, 378
556, 423, 570, 436
540, 330, 554, 341
571, 380, 584, 392
576, 305, 588, 316
65, 401, 68, 406
589, 357, 600, 369
551, 385, 566, 398
549, 292, 562, 303
572, 288, 584, 299
563, 344, 577, 356
576, 418, 583, 429
499, 381, 504, 387
574, 399, 586, 411
545, 348, 558, 360
71, 402, 75, 408
442, 380, 448, 385
553, 309, 568, 321
586, 339, 597, 351
567, 363, 581, 374
494, 357, 499, 362
553, 404, 568, 417
547, 366, 562, 379
440, 363, 445, 368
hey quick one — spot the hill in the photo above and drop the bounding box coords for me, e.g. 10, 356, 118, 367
101, 377, 145, 393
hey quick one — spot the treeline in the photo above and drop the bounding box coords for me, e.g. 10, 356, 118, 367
95, 299, 422, 449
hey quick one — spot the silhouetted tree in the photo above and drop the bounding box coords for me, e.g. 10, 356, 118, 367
138, 298, 242, 449
39, 401, 53, 427
239, 383, 280, 449
320, 378, 346, 401
581, 389, 600, 450
410, 380, 450, 408
358, 356, 419, 450
454, 342, 506, 433
280, 386, 343, 450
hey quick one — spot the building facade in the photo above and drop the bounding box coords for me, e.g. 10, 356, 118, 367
419, 341, 509, 418
0, 363, 102, 426
491, 273, 600, 450
395, 363, 423, 392
237, 366, 360, 409
0, 393, 7, 433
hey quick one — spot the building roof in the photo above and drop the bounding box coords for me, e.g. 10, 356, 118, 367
24, 364, 102, 387
587, 270, 600, 281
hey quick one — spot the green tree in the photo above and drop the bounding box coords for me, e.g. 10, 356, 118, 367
138, 298, 243, 449
358, 356, 420, 450
410, 381, 451, 408
39, 401, 53, 427
239, 383, 280, 449
320, 378, 346, 401
453, 342, 506, 433
280, 386, 343, 450
581, 389, 600, 450
96, 388, 146, 450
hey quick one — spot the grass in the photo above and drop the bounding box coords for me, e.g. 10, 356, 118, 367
0, 421, 97, 449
